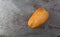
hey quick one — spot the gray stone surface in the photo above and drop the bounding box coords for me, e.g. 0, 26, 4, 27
0, 0, 60, 37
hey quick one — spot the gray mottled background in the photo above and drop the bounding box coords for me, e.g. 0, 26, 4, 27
0, 0, 60, 37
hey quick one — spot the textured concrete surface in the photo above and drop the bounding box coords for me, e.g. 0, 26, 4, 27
0, 0, 60, 37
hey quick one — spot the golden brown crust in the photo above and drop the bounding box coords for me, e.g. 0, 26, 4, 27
28, 8, 49, 29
